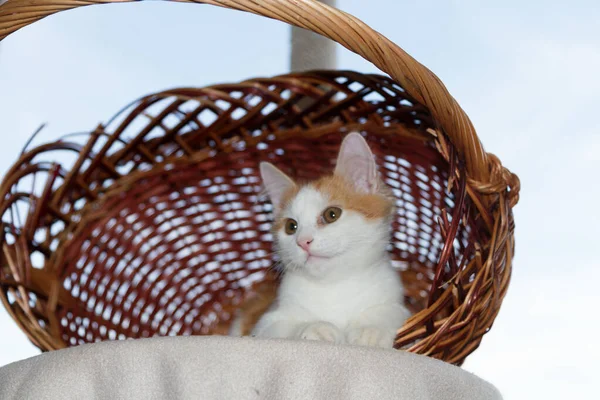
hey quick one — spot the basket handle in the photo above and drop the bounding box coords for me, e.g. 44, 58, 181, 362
0, 0, 514, 192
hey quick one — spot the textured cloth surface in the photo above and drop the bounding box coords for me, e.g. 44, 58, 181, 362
0, 336, 501, 399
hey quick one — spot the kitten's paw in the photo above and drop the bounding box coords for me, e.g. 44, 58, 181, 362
346, 326, 395, 348
298, 322, 344, 344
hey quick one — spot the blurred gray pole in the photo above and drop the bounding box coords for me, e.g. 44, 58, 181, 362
290, 0, 337, 72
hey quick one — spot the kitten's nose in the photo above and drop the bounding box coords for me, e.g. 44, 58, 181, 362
297, 237, 313, 252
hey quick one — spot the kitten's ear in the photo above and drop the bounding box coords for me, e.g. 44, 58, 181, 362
259, 162, 296, 210
334, 132, 378, 193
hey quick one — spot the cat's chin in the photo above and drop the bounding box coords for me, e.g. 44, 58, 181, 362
283, 253, 344, 279
305, 254, 331, 263
298, 256, 341, 279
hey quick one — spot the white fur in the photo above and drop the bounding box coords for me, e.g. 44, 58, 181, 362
247, 133, 410, 348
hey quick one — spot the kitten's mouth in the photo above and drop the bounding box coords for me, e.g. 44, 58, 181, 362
305, 253, 330, 263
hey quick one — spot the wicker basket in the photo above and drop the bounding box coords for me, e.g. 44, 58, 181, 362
0, 0, 519, 365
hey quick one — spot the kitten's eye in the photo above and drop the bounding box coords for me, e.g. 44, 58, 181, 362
322, 207, 342, 224
284, 218, 298, 235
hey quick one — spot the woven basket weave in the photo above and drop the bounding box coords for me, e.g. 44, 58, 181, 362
0, 0, 519, 365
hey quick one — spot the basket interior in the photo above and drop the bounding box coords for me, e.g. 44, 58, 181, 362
52, 133, 472, 345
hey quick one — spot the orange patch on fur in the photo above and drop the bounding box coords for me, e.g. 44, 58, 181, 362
233, 280, 278, 336
271, 174, 394, 233
272, 185, 300, 232
313, 175, 394, 220
213, 278, 278, 336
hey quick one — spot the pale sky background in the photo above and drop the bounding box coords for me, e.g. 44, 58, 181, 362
0, 1, 598, 399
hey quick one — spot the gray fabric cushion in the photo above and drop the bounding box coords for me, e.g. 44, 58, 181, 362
0, 336, 501, 399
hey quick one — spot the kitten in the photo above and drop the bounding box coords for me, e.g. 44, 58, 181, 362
231, 133, 410, 348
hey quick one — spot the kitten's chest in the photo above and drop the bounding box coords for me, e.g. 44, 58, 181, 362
314, 288, 371, 324
286, 274, 389, 325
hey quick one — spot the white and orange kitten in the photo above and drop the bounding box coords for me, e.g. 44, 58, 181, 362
233, 133, 410, 348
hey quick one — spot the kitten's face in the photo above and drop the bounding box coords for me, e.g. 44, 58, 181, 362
274, 178, 391, 278
260, 133, 394, 279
